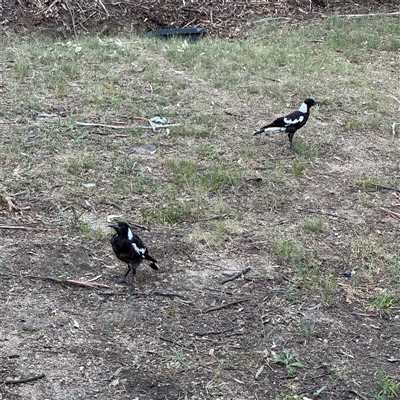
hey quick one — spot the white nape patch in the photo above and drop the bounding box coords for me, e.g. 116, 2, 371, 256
298, 102, 308, 113
264, 127, 286, 132
127, 228, 133, 241
132, 242, 146, 256
284, 115, 304, 125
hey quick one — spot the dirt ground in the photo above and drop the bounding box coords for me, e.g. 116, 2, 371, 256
2, 0, 400, 37
1, 3, 400, 400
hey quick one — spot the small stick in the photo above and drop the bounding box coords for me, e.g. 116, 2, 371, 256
336, 11, 400, 18
76, 121, 180, 130
153, 291, 185, 299
374, 184, 400, 194
220, 267, 251, 284
197, 328, 234, 337
348, 389, 369, 400
197, 214, 227, 222
0, 225, 49, 231
380, 207, 400, 221
27, 275, 113, 289
295, 208, 347, 220
202, 299, 249, 314
3, 373, 45, 384
97, 0, 109, 16
100, 201, 122, 211
388, 94, 400, 105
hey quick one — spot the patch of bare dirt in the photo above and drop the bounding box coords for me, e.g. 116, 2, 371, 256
1, 230, 399, 398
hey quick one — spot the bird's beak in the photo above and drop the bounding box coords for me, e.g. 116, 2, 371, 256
108, 222, 119, 228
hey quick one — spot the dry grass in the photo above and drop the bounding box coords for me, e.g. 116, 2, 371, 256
1, 16, 400, 399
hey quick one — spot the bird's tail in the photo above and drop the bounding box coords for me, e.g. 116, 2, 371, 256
254, 125, 284, 135
149, 261, 159, 270
145, 252, 159, 269
253, 128, 264, 136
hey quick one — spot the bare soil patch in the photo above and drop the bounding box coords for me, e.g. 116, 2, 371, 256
2, 0, 400, 37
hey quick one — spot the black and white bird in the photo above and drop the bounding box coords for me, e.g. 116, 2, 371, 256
108, 221, 159, 289
253, 98, 319, 153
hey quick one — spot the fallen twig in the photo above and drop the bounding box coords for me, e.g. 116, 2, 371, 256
3, 373, 45, 385
153, 291, 185, 299
76, 121, 180, 130
380, 207, 400, 221
295, 208, 347, 220
0, 225, 49, 231
336, 11, 400, 18
76, 121, 136, 129
348, 389, 369, 400
197, 328, 234, 337
374, 184, 400, 194
100, 200, 122, 211
202, 299, 249, 313
27, 275, 113, 289
220, 267, 251, 284
197, 214, 227, 222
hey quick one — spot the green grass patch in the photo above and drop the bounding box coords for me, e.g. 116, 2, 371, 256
140, 205, 185, 225
368, 291, 398, 316
271, 238, 308, 263
200, 168, 241, 190
300, 217, 325, 233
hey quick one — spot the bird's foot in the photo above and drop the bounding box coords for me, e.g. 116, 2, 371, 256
116, 277, 135, 293
123, 284, 135, 294
289, 143, 299, 154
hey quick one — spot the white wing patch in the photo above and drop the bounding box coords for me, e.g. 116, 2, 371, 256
264, 127, 286, 133
132, 242, 146, 257
127, 228, 133, 241
284, 115, 304, 125
298, 102, 308, 113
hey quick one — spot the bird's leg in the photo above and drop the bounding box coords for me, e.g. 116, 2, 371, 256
289, 141, 299, 154
128, 265, 137, 291
116, 265, 131, 284
288, 130, 299, 154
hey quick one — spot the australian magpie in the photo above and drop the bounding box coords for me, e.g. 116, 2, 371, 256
108, 221, 158, 289
253, 98, 318, 153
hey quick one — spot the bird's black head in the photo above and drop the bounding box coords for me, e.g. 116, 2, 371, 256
108, 221, 130, 235
304, 98, 319, 107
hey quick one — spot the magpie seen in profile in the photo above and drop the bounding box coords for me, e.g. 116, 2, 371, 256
253, 98, 319, 153
108, 221, 159, 289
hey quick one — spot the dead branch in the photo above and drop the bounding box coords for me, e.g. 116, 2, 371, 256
0, 225, 49, 231
197, 213, 227, 222
380, 207, 400, 221
202, 298, 250, 313
220, 267, 251, 284
196, 328, 234, 336
295, 208, 347, 220
153, 291, 185, 298
374, 184, 400, 194
76, 121, 180, 130
26, 275, 114, 289
348, 389, 369, 400
3, 373, 45, 385
336, 11, 400, 18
